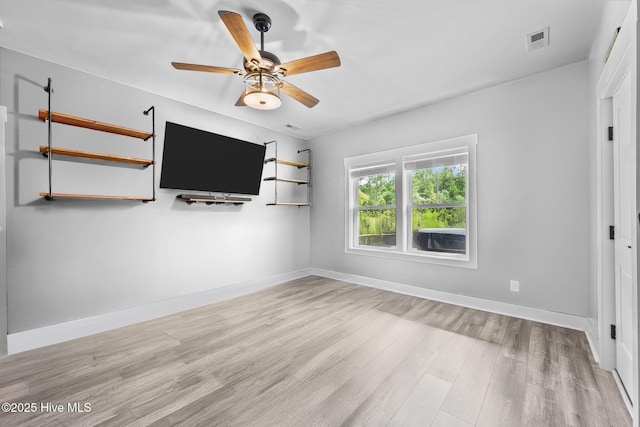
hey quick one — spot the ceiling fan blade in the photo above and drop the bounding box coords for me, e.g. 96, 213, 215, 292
218, 10, 262, 68
280, 81, 319, 108
278, 51, 341, 76
172, 62, 243, 74
235, 91, 247, 106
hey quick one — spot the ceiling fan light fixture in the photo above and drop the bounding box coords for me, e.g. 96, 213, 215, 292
243, 72, 281, 110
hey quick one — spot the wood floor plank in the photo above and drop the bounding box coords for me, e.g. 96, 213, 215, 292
521, 382, 565, 427
431, 410, 474, 427
386, 373, 451, 427
525, 322, 560, 391
479, 312, 510, 344
241, 312, 412, 426
426, 332, 477, 382
501, 317, 531, 362
0, 382, 29, 402
341, 325, 452, 426
439, 339, 501, 425
558, 345, 610, 427
0, 276, 630, 427
476, 355, 527, 427
230, 311, 390, 426
593, 365, 632, 426
293, 321, 431, 426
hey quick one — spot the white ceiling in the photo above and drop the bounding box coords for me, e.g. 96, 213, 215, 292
0, 0, 604, 140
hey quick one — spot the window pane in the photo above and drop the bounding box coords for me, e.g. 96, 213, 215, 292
411, 169, 436, 204
437, 165, 466, 204
411, 165, 466, 205
411, 207, 466, 254
358, 173, 395, 206
358, 209, 396, 247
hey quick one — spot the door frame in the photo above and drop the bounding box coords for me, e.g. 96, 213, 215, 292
0, 105, 6, 357
595, 2, 638, 421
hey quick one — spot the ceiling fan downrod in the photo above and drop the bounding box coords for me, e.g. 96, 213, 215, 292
253, 13, 271, 52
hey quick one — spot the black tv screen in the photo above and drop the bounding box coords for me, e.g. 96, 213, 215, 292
160, 122, 266, 195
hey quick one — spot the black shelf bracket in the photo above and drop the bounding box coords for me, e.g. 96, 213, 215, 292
143, 106, 156, 201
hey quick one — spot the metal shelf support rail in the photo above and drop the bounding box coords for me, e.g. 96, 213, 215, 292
44, 78, 53, 199
143, 106, 156, 201
299, 148, 311, 206
264, 140, 278, 205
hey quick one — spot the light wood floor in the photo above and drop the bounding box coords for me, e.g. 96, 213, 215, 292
0, 276, 631, 426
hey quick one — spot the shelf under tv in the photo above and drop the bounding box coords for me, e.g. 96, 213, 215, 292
267, 202, 311, 207
177, 194, 251, 205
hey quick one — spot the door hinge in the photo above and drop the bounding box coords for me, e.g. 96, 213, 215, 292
609, 225, 615, 240
608, 126, 614, 141
611, 324, 616, 340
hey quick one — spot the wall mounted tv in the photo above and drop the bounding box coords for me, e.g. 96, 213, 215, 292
160, 122, 266, 195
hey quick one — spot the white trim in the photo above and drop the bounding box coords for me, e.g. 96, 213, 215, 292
309, 268, 588, 331
0, 106, 7, 357
595, 94, 616, 371
7, 268, 312, 354
585, 323, 600, 364
613, 368, 633, 415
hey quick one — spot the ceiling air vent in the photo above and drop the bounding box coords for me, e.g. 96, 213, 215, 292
527, 27, 549, 51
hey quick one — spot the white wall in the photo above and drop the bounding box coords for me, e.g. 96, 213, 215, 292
310, 61, 590, 316
0, 48, 310, 333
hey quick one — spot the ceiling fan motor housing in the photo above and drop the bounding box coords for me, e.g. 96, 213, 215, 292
253, 13, 272, 33
244, 50, 281, 73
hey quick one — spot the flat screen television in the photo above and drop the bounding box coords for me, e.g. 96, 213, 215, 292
160, 122, 266, 195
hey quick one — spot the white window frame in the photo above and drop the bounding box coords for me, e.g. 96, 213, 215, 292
345, 134, 477, 269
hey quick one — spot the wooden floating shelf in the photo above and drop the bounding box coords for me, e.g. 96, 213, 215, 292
267, 202, 311, 206
263, 177, 309, 185
39, 192, 154, 202
264, 157, 310, 168
38, 110, 153, 140
39, 146, 153, 166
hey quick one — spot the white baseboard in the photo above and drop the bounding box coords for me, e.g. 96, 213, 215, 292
7, 268, 312, 354
612, 368, 633, 416
8, 267, 591, 355
309, 268, 589, 331
584, 318, 600, 364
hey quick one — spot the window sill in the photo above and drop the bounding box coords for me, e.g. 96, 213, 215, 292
345, 246, 477, 269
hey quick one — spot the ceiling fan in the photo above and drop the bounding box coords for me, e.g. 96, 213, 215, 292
172, 10, 341, 110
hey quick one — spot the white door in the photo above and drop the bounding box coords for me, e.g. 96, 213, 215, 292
613, 71, 633, 403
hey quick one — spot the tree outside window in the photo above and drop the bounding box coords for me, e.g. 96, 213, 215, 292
409, 161, 467, 254
357, 172, 396, 247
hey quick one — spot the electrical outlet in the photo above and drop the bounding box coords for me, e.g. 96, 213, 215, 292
510, 280, 520, 292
